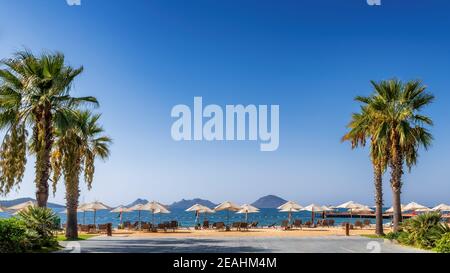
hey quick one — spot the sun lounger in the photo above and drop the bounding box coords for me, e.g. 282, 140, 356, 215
304, 221, 312, 228
354, 221, 363, 229
239, 222, 248, 231
293, 219, 302, 229
281, 220, 290, 230
215, 222, 225, 230
363, 220, 371, 227
202, 220, 210, 229
250, 222, 259, 229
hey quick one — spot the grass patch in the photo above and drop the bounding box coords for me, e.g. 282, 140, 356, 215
361, 234, 385, 239
56, 234, 98, 241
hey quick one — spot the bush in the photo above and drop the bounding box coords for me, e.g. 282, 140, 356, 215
385, 231, 403, 240
401, 212, 448, 249
434, 233, 450, 253
18, 206, 59, 248
0, 218, 34, 253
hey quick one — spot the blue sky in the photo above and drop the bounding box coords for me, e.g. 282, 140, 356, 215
0, 0, 449, 206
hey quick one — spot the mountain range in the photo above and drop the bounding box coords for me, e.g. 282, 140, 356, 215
0, 198, 65, 209
1, 195, 289, 210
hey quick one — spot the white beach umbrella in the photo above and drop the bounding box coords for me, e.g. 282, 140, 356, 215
403, 202, 429, 212
80, 202, 110, 226
237, 204, 260, 223
321, 206, 335, 212
142, 201, 171, 227
278, 201, 302, 224
186, 204, 215, 225
60, 207, 92, 225
351, 205, 374, 214
110, 206, 131, 225
302, 204, 325, 225
432, 204, 450, 212
215, 201, 241, 228
128, 203, 146, 228
385, 204, 405, 213
336, 201, 366, 210
7, 200, 36, 211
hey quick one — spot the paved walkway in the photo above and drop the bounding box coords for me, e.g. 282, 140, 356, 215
59, 235, 429, 253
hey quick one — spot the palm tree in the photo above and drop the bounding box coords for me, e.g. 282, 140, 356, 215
52, 111, 111, 239
361, 79, 434, 232
0, 50, 98, 207
343, 106, 388, 236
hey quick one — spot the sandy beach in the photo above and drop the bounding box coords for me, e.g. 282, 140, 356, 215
100, 227, 386, 238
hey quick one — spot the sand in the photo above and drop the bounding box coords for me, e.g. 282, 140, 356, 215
101, 227, 389, 238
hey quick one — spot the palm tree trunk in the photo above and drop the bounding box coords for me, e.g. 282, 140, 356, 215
374, 162, 384, 236
35, 107, 54, 208
65, 175, 80, 240
390, 141, 403, 232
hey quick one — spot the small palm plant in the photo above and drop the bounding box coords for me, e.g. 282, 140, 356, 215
18, 206, 59, 246
401, 212, 449, 249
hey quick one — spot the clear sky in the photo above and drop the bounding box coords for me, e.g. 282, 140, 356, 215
0, 0, 449, 207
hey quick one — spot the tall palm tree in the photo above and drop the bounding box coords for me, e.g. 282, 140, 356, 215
343, 106, 388, 236
361, 79, 434, 231
52, 111, 111, 239
0, 51, 98, 207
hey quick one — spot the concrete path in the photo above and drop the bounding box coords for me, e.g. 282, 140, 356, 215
58, 235, 430, 253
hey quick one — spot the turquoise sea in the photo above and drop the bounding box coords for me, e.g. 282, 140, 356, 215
1, 208, 393, 227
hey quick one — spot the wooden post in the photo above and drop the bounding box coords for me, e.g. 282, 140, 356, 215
345, 223, 350, 236
107, 223, 112, 236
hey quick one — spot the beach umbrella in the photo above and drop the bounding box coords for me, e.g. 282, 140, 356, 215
385, 204, 405, 213
432, 204, 450, 212
351, 205, 374, 214
186, 204, 214, 226
80, 202, 110, 226
142, 201, 171, 227
214, 201, 241, 228
59, 207, 92, 225
110, 206, 131, 225
237, 204, 260, 223
8, 201, 37, 215
403, 202, 429, 212
278, 201, 302, 224
128, 203, 146, 229
302, 204, 325, 225
7, 200, 36, 211
336, 201, 366, 217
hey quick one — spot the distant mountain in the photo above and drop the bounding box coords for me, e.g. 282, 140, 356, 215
0, 198, 65, 209
251, 195, 287, 208
126, 198, 149, 207
169, 198, 217, 210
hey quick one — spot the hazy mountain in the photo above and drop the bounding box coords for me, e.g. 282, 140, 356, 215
0, 198, 65, 209
126, 198, 149, 207
169, 198, 217, 210
251, 195, 287, 208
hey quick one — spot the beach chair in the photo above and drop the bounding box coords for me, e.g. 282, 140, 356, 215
316, 219, 323, 227
322, 219, 329, 227
304, 221, 312, 228
215, 222, 225, 230
363, 220, 371, 227
293, 220, 302, 229
203, 220, 210, 229
232, 222, 240, 231
328, 219, 335, 227
355, 221, 363, 229
170, 221, 178, 232
250, 222, 259, 229
239, 222, 248, 231
281, 220, 290, 230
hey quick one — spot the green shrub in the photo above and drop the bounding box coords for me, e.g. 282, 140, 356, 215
434, 233, 450, 253
18, 206, 59, 248
401, 212, 447, 249
0, 218, 34, 253
385, 231, 401, 240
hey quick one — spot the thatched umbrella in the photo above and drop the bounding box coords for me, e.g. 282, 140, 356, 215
214, 201, 241, 229
237, 204, 260, 223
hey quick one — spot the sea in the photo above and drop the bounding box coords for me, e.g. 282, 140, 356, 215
1, 208, 393, 227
